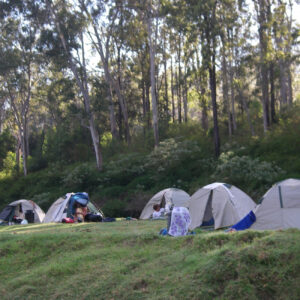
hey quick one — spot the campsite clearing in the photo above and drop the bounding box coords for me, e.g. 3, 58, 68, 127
0, 221, 300, 299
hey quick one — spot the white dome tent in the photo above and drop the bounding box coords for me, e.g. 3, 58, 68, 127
250, 178, 300, 230
0, 200, 45, 224
189, 182, 256, 230
43, 193, 104, 223
139, 188, 190, 220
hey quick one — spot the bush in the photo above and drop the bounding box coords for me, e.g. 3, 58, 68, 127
212, 152, 285, 197
101, 199, 127, 217
0, 129, 15, 170
31, 192, 54, 211
99, 153, 145, 186
143, 138, 202, 178
62, 163, 99, 190
2, 151, 22, 176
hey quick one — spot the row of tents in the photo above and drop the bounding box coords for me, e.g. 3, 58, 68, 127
0, 193, 104, 225
140, 178, 300, 231
0, 178, 299, 231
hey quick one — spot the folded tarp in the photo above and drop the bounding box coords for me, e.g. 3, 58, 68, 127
231, 210, 256, 231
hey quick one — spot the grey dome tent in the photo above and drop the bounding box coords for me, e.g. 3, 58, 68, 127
0, 200, 45, 224
250, 178, 300, 230
139, 188, 190, 219
43, 193, 104, 223
189, 183, 256, 230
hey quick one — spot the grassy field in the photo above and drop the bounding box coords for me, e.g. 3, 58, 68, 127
0, 221, 300, 300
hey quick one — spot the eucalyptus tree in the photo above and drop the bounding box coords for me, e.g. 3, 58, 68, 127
183, 0, 221, 157
145, 0, 160, 146
163, 0, 188, 123
253, 0, 271, 133
41, 0, 103, 169
273, 0, 296, 109
0, 3, 43, 175
219, 0, 254, 134
78, 0, 132, 143
119, 0, 160, 147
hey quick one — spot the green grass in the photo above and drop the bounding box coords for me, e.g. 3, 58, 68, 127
0, 221, 300, 299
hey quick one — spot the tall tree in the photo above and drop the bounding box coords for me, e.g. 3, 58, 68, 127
44, 0, 103, 169
254, 0, 271, 133
0, 5, 41, 175
146, 0, 159, 147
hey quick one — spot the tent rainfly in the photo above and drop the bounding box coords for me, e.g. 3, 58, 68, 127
0, 200, 45, 224
249, 178, 300, 230
43, 193, 103, 223
139, 188, 190, 219
189, 182, 256, 230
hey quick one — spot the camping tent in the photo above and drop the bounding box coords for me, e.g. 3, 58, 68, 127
43, 193, 104, 223
249, 178, 300, 230
139, 188, 190, 219
0, 200, 45, 224
189, 182, 256, 230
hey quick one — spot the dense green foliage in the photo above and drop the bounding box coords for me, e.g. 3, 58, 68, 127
0, 105, 299, 217
0, 222, 299, 299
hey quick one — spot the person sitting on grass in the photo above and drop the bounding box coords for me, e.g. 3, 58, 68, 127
152, 204, 165, 219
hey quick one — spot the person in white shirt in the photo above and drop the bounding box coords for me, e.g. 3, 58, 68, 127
152, 204, 165, 219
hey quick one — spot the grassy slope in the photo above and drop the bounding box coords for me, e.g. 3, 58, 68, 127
1, 222, 300, 300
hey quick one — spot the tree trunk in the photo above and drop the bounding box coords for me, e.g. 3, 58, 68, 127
221, 43, 232, 137
142, 78, 146, 136
205, 6, 220, 157
240, 89, 255, 136
269, 62, 276, 124
171, 57, 175, 122
15, 139, 21, 174
183, 63, 188, 123
108, 85, 119, 140
0, 101, 4, 134
145, 81, 151, 129
257, 0, 270, 133
287, 64, 293, 106
177, 36, 182, 123
195, 48, 208, 131
163, 33, 169, 120
229, 55, 237, 132
279, 59, 288, 109
20, 127, 28, 176
147, 8, 159, 147
209, 55, 220, 157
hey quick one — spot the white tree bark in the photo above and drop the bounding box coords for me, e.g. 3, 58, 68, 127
146, 2, 159, 147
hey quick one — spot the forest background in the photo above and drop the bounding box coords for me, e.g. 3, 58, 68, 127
0, 0, 299, 217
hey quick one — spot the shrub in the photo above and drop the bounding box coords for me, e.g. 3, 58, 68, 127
143, 138, 202, 176
101, 199, 127, 217
62, 163, 99, 190
212, 152, 285, 195
99, 153, 145, 186
31, 192, 53, 210
2, 151, 22, 175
